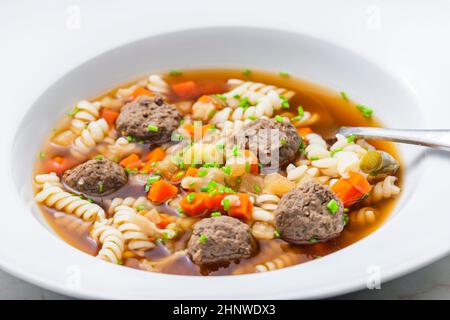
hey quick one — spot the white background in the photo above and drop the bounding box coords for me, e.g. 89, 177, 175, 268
1, 0, 450, 299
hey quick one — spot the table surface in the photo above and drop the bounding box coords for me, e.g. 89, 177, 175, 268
1, 0, 450, 299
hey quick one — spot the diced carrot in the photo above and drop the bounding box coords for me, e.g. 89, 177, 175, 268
183, 123, 211, 137
185, 167, 199, 177
148, 180, 178, 203
156, 214, 174, 228
130, 87, 154, 100
205, 192, 228, 211
228, 193, 252, 220
99, 108, 119, 127
244, 150, 259, 174
172, 81, 199, 99
180, 192, 209, 217
330, 178, 365, 207
297, 127, 313, 138
43, 156, 75, 175
143, 147, 166, 163
119, 153, 142, 169
347, 171, 372, 194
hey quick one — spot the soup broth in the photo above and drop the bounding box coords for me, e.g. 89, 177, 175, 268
33, 69, 402, 275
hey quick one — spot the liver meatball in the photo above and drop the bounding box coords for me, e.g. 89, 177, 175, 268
188, 216, 256, 265
238, 118, 301, 169
116, 95, 181, 144
62, 159, 127, 196
275, 182, 345, 244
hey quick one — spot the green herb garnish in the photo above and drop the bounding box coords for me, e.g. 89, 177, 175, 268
326, 199, 339, 215
279, 71, 290, 77
274, 115, 284, 123
198, 169, 208, 177
242, 69, 252, 76
274, 230, 281, 238
169, 69, 183, 76
347, 135, 356, 143
147, 124, 158, 132
223, 198, 230, 211
199, 234, 208, 242
222, 166, 232, 175
340, 91, 349, 102
253, 184, 261, 193
211, 212, 221, 217
187, 192, 195, 203
356, 104, 373, 119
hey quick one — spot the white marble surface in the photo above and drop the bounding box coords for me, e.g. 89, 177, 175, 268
1, 0, 450, 300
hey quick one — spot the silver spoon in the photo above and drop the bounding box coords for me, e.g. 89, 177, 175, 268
337, 127, 450, 151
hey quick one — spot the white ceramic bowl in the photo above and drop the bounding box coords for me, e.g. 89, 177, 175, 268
2, 27, 447, 299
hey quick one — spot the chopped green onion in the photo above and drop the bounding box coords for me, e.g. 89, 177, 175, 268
169, 69, 183, 76
98, 182, 104, 193
147, 124, 158, 132
309, 236, 318, 244
211, 212, 222, 217
274, 230, 281, 238
297, 106, 304, 117
187, 192, 195, 203
245, 162, 251, 173
38, 152, 46, 160
340, 91, 349, 102
222, 166, 232, 175
330, 148, 343, 157
310, 156, 319, 161
199, 234, 208, 242
216, 143, 224, 150
279, 71, 290, 77
147, 175, 160, 184
280, 138, 287, 146
291, 115, 302, 122
223, 198, 230, 211
198, 169, 208, 177
242, 69, 252, 76
136, 205, 146, 211
232, 145, 239, 157
343, 213, 349, 225
172, 133, 184, 142
347, 135, 356, 143
67, 106, 80, 117
274, 115, 284, 123
326, 199, 339, 215
248, 115, 256, 120
238, 97, 250, 109
216, 94, 227, 101
356, 104, 373, 119
94, 155, 104, 160
280, 95, 289, 109
224, 187, 236, 194
253, 184, 261, 193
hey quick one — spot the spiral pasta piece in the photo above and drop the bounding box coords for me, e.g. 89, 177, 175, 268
147, 74, 169, 96
35, 186, 106, 222
70, 100, 102, 135
70, 118, 110, 159
365, 176, 401, 204
34, 172, 63, 189
305, 133, 330, 160
90, 221, 125, 264
255, 254, 295, 272
351, 207, 378, 226
225, 79, 295, 103
100, 136, 139, 160
255, 194, 280, 212
251, 221, 275, 240
108, 196, 155, 216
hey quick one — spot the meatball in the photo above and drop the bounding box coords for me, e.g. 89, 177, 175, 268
62, 159, 127, 196
237, 118, 301, 169
116, 95, 181, 144
188, 216, 256, 265
275, 182, 345, 244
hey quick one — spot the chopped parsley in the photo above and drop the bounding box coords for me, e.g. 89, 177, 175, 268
147, 124, 158, 132
326, 199, 339, 215
169, 69, 183, 76
356, 104, 373, 119
242, 69, 252, 76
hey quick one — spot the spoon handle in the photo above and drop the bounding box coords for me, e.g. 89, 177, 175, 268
337, 127, 450, 151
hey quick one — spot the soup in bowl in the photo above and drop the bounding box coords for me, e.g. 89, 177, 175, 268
32, 68, 402, 276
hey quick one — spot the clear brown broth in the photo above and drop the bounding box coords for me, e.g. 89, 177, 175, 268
34, 68, 402, 275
